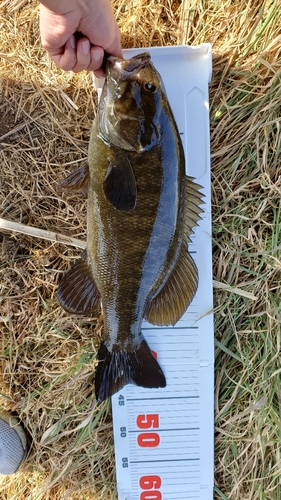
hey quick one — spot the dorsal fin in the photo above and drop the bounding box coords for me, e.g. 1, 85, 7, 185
145, 244, 198, 326
184, 176, 204, 242
145, 177, 204, 326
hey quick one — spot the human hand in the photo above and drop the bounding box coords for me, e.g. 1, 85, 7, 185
39, 0, 122, 76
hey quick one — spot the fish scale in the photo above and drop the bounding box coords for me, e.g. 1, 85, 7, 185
94, 44, 214, 499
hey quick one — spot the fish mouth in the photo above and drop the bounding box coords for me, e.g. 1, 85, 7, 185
106, 52, 151, 79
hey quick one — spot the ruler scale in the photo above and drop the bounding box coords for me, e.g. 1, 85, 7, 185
95, 44, 213, 500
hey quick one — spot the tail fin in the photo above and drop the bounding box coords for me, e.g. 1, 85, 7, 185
95, 337, 166, 402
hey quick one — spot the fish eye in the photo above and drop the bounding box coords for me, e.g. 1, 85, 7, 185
143, 82, 157, 93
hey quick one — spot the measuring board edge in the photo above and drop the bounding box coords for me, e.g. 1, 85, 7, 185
95, 44, 214, 500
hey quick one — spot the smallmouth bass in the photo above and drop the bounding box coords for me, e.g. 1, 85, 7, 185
58, 52, 203, 402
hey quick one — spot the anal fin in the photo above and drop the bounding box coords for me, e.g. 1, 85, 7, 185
57, 251, 100, 316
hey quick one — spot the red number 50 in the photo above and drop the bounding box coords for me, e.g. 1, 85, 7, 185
136, 414, 160, 448
137, 414, 159, 429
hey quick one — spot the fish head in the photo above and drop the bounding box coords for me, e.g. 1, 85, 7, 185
97, 52, 166, 152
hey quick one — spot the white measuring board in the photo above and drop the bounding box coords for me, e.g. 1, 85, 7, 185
95, 44, 213, 500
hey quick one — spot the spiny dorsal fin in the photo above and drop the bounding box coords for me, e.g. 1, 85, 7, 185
184, 176, 204, 242
103, 154, 137, 211
58, 164, 90, 194
57, 251, 101, 315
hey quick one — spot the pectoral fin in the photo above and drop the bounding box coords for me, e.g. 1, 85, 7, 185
103, 154, 137, 211
58, 164, 90, 194
145, 177, 204, 326
57, 251, 101, 315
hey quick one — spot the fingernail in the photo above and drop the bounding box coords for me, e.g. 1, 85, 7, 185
69, 35, 76, 50
82, 40, 90, 55
91, 47, 103, 62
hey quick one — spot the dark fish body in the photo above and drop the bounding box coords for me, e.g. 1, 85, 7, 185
58, 53, 203, 401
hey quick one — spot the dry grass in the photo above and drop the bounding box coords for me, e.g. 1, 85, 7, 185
0, 0, 281, 498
